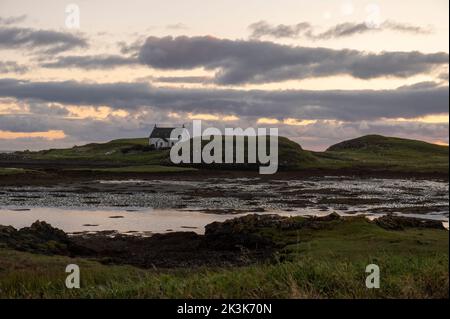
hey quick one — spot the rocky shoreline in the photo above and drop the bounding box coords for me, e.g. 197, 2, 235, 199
0, 213, 446, 269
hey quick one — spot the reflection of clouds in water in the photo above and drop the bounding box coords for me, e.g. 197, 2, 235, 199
0, 206, 447, 235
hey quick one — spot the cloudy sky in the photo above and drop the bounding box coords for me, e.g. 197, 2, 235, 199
0, 0, 448, 151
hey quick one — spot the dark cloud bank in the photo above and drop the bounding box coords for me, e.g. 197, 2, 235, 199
0, 78, 447, 122
42, 36, 447, 85
137, 36, 447, 85
0, 25, 87, 54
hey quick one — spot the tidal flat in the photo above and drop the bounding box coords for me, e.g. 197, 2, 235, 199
0, 177, 448, 234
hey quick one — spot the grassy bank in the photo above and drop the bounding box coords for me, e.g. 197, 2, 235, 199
1, 217, 447, 298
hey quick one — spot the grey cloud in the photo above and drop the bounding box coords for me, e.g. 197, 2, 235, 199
0, 78, 447, 122
248, 21, 312, 39
0, 78, 151, 109
383, 20, 433, 34
317, 22, 375, 39
249, 20, 432, 40
397, 81, 442, 90
138, 36, 448, 84
0, 61, 28, 74
28, 102, 70, 117
439, 72, 449, 82
0, 26, 87, 54
155, 76, 212, 84
315, 21, 431, 40
0, 15, 27, 26
41, 54, 138, 69
118, 39, 144, 55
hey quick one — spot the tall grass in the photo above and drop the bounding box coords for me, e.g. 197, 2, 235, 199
0, 249, 447, 299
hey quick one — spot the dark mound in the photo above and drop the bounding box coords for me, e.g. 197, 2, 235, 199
327, 134, 448, 155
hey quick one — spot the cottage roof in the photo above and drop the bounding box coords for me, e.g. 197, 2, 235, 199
149, 127, 175, 139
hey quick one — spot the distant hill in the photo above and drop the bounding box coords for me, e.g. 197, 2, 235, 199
159, 135, 318, 170
278, 136, 318, 167
19, 136, 318, 169
327, 134, 448, 155
320, 135, 449, 174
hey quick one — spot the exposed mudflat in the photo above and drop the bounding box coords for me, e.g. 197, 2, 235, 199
0, 177, 448, 234
0, 177, 447, 213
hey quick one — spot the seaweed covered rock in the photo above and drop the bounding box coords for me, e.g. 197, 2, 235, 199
0, 221, 88, 255
203, 213, 342, 250
204, 214, 284, 250
19, 220, 69, 242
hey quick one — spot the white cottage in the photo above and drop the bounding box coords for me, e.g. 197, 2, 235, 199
148, 125, 182, 149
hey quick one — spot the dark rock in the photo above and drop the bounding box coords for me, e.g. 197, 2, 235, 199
0, 225, 16, 241
375, 214, 446, 230
0, 221, 90, 255
204, 214, 286, 250
315, 212, 341, 221
19, 220, 69, 243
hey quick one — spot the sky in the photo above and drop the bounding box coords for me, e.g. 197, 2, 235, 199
0, 0, 448, 151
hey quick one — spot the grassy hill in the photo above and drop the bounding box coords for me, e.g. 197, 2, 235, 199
19, 136, 319, 170
26, 138, 168, 165
4, 134, 448, 175
327, 134, 448, 155
317, 135, 449, 174
172, 135, 319, 170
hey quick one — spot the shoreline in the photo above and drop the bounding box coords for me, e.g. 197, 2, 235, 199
1, 213, 447, 269
0, 167, 448, 187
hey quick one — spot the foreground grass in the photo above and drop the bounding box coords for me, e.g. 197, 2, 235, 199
1, 218, 448, 298
0, 248, 447, 298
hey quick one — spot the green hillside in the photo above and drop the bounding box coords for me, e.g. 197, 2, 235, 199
20, 136, 318, 169
6, 134, 448, 175
327, 134, 448, 155
319, 135, 449, 174
174, 135, 318, 169
26, 138, 169, 165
